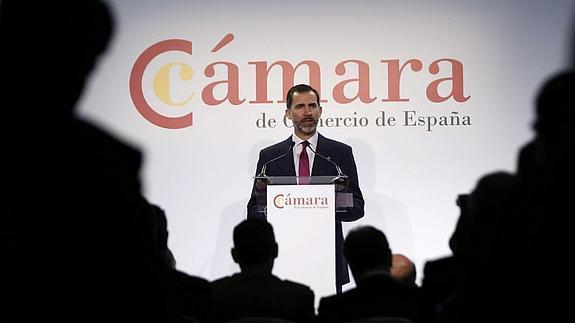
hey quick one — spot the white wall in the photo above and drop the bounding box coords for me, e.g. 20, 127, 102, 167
78, 0, 574, 295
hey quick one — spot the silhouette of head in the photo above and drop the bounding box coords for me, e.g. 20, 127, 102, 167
533, 70, 575, 175
0, 0, 114, 119
456, 172, 520, 266
449, 193, 470, 256
232, 218, 278, 267
391, 253, 417, 286
344, 226, 392, 279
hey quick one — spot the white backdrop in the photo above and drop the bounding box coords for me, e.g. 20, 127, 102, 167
78, 0, 574, 294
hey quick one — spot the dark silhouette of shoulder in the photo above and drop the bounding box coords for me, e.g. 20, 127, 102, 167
168, 270, 211, 323
319, 274, 419, 323
212, 273, 314, 323
318, 226, 419, 323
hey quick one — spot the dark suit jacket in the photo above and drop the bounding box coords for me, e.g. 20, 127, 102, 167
420, 255, 460, 323
166, 270, 211, 323
247, 133, 365, 289
211, 272, 315, 323
317, 273, 420, 323
2, 119, 169, 322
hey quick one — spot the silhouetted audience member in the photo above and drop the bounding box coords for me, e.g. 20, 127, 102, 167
211, 218, 315, 323
515, 70, 575, 322
419, 194, 468, 323
419, 256, 460, 323
149, 204, 212, 323
457, 172, 522, 323
318, 226, 420, 323
391, 253, 417, 287
0, 1, 171, 322
422, 172, 522, 323
532, 71, 575, 185
516, 141, 542, 198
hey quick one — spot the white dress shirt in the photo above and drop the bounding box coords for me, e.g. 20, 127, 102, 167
292, 132, 318, 176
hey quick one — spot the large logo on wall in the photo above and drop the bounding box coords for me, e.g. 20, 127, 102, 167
130, 33, 470, 129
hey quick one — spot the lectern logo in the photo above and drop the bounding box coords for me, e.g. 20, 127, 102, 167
273, 193, 329, 209
273, 194, 286, 209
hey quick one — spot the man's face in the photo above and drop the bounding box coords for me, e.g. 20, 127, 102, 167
286, 91, 322, 138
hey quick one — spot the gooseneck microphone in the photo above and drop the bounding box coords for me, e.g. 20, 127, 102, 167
258, 141, 295, 176
307, 144, 345, 176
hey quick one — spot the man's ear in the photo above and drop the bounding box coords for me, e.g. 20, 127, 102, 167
231, 247, 240, 264
285, 109, 292, 120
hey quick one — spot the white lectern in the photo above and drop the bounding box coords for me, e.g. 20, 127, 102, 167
253, 175, 352, 309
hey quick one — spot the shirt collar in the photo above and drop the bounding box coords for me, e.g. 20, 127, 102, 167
292, 132, 319, 150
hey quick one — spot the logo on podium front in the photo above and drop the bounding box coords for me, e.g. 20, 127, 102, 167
267, 185, 334, 217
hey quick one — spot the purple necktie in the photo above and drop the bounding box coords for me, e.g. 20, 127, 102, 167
299, 141, 310, 184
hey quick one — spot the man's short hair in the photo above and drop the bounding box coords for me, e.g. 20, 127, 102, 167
286, 84, 321, 109
344, 226, 392, 272
233, 218, 277, 265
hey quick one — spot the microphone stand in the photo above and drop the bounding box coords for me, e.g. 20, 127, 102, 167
307, 145, 348, 191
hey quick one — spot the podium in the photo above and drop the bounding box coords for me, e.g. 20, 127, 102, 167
253, 175, 353, 215
253, 175, 353, 307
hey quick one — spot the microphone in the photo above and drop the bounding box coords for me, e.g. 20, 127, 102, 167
258, 141, 295, 177
307, 144, 345, 177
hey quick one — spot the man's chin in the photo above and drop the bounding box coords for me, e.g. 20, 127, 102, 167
298, 125, 317, 135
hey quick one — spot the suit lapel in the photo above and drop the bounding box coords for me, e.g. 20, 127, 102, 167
277, 136, 296, 176
312, 134, 336, 176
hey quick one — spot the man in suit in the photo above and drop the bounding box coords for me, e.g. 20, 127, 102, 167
247, 84, 365, 293
211, 218, 315, 323
317, 226, 420, 323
